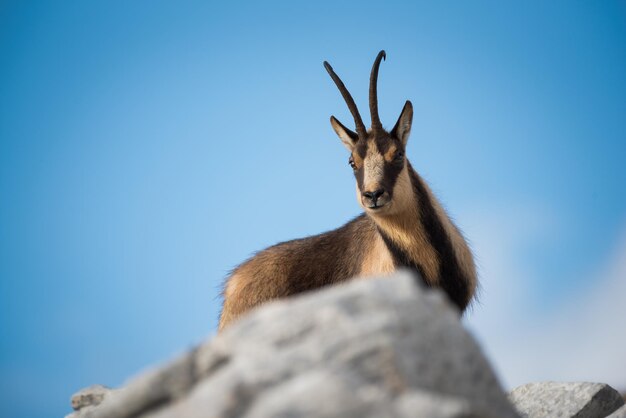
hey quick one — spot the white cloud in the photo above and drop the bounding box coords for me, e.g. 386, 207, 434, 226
463, 204, 626, 392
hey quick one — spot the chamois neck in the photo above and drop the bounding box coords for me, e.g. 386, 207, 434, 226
366, 160, 475, 312
366, 161, 441, 286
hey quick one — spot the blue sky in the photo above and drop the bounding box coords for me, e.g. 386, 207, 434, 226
1, 1, 625, 417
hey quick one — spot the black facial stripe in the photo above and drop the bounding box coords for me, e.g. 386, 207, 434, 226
375, 135, 392, 155
407, 162, 471, 311
355, 166, 364, 190
356, 143, 367, 159
380, 159, 403, 198
377, 135, 403, 197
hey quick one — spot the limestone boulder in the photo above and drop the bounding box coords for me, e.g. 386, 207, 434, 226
67, 271, 519, 418
509, 381, 625, 418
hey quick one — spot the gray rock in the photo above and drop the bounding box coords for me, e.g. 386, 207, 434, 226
394, 389, 500, 418
70, 385, 112, 410
607, 404, 626, 418
509, 381, 625, 418
67, 271, 519, 418
66, 346, 201, 418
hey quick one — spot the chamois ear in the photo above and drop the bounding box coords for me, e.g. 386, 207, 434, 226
330, 116, 359, 151
391, 100, 413, 146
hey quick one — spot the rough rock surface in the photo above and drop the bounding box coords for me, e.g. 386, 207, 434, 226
71, 385, 112, 410
607, 404, 626, 418
509, 381, 625, 418
67, 271, 520, 418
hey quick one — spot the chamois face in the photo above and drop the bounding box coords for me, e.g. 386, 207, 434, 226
331, 101, 414, 215
350, 132, 405, 211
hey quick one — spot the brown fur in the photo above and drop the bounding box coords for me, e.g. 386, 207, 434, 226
219, 215, 376, 331
218, 158, 477, 331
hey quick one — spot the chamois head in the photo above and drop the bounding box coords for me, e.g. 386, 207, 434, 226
325, 51, 413, 214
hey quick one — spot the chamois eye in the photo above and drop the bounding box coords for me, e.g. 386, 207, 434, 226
348, 157, 356, 169
395, 151, 404, 161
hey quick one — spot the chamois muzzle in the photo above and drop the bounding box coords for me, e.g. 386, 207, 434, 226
362, 188, 389, 209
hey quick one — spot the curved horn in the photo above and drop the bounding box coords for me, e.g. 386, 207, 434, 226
369, 50, 386, 131
324, 61, 367, 139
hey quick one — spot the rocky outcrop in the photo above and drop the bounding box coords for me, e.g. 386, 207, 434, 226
67, 271, 624, 418
70, 385, 113, 411
509, 382, 624, 418
607, 404, 626, 418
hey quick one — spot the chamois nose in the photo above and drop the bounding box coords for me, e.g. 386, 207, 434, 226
363, 189, 385, 202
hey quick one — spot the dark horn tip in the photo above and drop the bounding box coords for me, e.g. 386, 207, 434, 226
379, 50, 386, 60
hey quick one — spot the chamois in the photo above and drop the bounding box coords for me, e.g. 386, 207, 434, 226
218, 51, 477, 331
